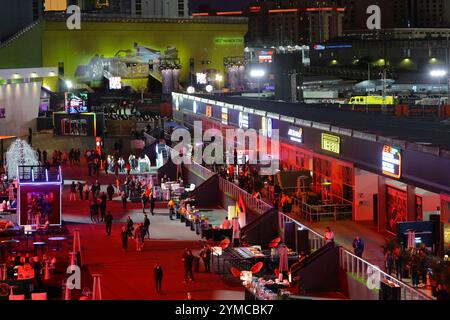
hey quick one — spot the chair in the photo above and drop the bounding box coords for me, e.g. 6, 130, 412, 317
230, 267, 241, 278
31, 292, 47, 300
268, 237, 281, 248
250, 262, 264, 275
219, 238, 230, 250
9, 294, 25, 300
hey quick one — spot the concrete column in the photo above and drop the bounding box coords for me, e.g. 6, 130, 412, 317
406, 185, 416, 221
377, 175, 387, 233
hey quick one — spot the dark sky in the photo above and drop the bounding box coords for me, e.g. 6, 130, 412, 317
190, 0, 256, 12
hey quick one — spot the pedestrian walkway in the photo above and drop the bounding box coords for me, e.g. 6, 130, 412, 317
287, 213, 435, 299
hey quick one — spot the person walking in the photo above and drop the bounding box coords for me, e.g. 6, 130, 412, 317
121, 226, 128, 251
99, 192, 107, 222
385, 250, 395, 276
168, 199, 175, 220
409, 254, 420, 287
90, 200, 99, 223
121, 190, 127, 209
105, 211, 113, 236
77, 181, 83, 200
126, 216, 134, 238
182, 249, 195, 283
200, 244, 212, 273
142, 190, 149, 213
106, 184, 115, 201
150, 191, 155, 216
394, 247, 403, 280
154, 263, 163, 294
324, 227, 334, 244
69, 181, 77, 201
135, 224, 143, 251
352, 235, 364, 258
84, 182, 90, 201
143, 214, 150, 239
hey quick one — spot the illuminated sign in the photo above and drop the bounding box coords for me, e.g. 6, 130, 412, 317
193, 101, 197, 113
109, 77, 122, 89
239, 112, 249, 129
321, 133, 340, 154
382, 145, 402, 178
0, 107, 5, 119
214, 37, 244, 45
221, 107, 228, 125
206, 105, 213, 117
258, 50, 274, 63
175, 97, 180, 111
196, 72, 207, 85
267, 118, 272, 138
261, 116, 273, 138
288, 127, 303, 143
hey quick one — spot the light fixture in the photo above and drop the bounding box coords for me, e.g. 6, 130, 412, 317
65, 80, 73, 89
250, 69, 265, 78
215, 74, 223, 82
205, 84, 213, 93
430, 70, 447, 77
186, 86, 195, 94
30, 72, 38, 78
12, 73, 21, 79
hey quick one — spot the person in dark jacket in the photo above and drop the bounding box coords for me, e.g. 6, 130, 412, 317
106, 184, 115, 201
126, 216, 134, 237
121, 226, 128, 250
200, 244, 212, 273
150, 192, 155, 216
105, 211, 113, 236
352, 235, 364, 258
143, 214, 150, 239
154, 263, 163, 294
99, 192, 107, 222
182, 249, 195, 282
77, 181, 83, 200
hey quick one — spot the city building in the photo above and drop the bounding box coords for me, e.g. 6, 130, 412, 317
0, 0, 44, 42
193, 1, 345, 46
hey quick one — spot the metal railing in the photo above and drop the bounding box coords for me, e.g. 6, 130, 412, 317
278, 212, 432, 300
339, 248, 432, 300
295, 201, 352, 222
183, 161, 216, 181
278, 212, 326, 252
219, 177, 273, 215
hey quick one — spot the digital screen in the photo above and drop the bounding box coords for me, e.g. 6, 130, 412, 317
382, 145, 401, 178
65, 92, 88, 113
206, 105, 213, 117
39, 99, 49, 114
288, 127, 303, 143
196, 73, 207, 85
258, 50, 274, 63
239, 112, 249, 129
109, 77, 122, 90
321, 133, 340, 154
221, 107, 228, 125
0, 108, 5, 118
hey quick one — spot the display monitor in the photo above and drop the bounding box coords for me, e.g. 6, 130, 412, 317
65, 92, 89, 113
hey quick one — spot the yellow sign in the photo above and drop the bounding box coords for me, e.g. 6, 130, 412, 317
321, 133, 340, 154
206, 105, 213, 117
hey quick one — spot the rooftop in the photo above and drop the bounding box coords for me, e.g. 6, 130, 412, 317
193, 94, 450, 155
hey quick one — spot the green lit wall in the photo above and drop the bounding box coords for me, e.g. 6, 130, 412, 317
0, 19, 247, 91
41, 20, 247, 87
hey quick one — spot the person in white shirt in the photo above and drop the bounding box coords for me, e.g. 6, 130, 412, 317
324, 226, 334, 243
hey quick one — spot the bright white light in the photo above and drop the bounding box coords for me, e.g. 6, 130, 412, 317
430, 70, 447, 77
187, 86, 195, 94
205, 84, 213, 93
65, 80, 73, 89
250, 69, 265, 78
215, 74, 223, 82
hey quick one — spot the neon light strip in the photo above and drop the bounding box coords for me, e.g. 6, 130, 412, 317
192, 12, 209, 16
269, 9, 298, 13
217, 11, 242, 15
45, 169, 49, 182
20, 182, 62, 186
31, 169, 34, 182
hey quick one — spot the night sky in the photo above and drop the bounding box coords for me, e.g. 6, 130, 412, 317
190, 0, 256, 12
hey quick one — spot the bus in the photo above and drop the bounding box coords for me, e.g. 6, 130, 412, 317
348, 96, 395, 105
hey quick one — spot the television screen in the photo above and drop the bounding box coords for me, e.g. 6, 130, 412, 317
65, 92, 88, 113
